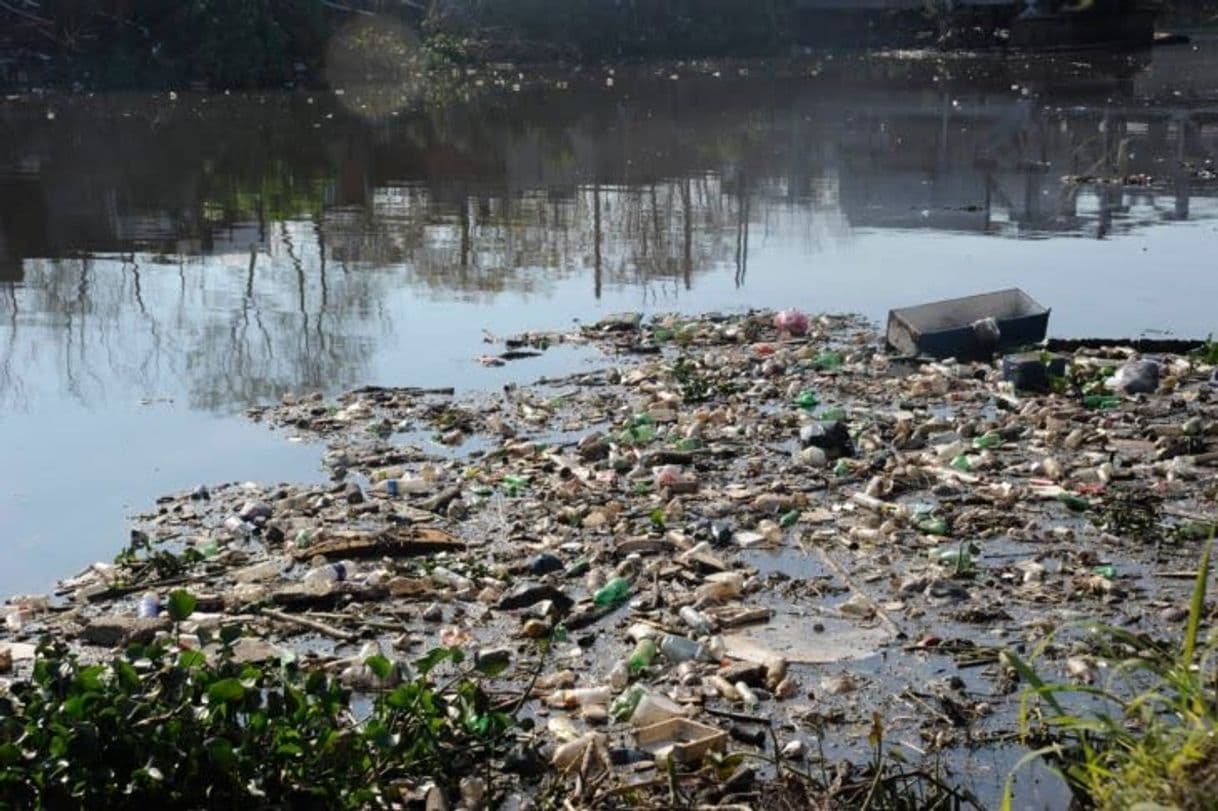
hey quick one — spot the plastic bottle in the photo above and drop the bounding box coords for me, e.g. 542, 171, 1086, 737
1056, 493, 1090, 512
972, 431, 1003, 450
679, 605, 714, 636
735, 681, 760, 710
552, 732, 606, 769
302, 560, 353, 594
609, 660, 630, 690
627, 638, 657, 673
137, 592, 160, 619
1083, 394, 1120, 410
916, 517, 949, 536
234, 557, 291, 584
629, 691, 685, 727
950, 454, 973, 472
659, 633, 709, 663
695, 572, 744, 605
795, 390, 819, 410
545, 686, 612, 709
431, 566, 473, 590
610, 684, 646, 720
593, 576, 631, 607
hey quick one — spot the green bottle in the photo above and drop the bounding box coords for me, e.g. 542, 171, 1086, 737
917, 517, 949, 536
627, 639, 656, 673
1093, 564, 1116, 579
1083, 395, 1120, 410
1057, 493, 1090, 512
795, 390, 819, 410
934, 546, 972, 572
814, 351, 844, 370
593, 577, 631, 607
780, 509, 801, 528
610, 684, 646, 720
950, 455, 973, 472
502, 474, 527, 497
972, 431, 1002, 450
833, 458, 851, 477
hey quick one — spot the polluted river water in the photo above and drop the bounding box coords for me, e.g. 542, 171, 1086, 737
1, 40, 1217, 807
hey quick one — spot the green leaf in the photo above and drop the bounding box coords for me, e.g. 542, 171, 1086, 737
208, 678, 246, 704
167, 589, 197, 622
178, 650, 207, 669
415, 647, 456, 676
365, 654, 393, 680
0, 742, 20, 766
1184, 537, 1213, 663
205, 737, 237, 771
1001, 648, 1064, 715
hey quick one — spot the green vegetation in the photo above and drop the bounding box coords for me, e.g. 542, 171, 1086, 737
1002, 539, 1217, 810
0, 594, 521, 809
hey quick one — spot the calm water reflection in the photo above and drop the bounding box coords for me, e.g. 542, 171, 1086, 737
2, 43, 1218, 593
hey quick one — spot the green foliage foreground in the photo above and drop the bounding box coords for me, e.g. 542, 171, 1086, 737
0, 617, 517, 809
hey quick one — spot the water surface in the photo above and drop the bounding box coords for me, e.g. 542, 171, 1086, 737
2, 42, 1218, 595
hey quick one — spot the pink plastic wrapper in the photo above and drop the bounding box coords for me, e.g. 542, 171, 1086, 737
773, 308, 809, 335
653, 465, 687, 487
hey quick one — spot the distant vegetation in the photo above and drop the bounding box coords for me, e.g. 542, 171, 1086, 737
3, 0, 860, 88
3, 0, 1217, 87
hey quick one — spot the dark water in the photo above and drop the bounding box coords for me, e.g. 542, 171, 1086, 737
2, 42, 1218, 596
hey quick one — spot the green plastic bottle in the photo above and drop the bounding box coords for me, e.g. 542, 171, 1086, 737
502, 474, 527, 497
972, 431, 1003, 450
610, 684, 646, 720
1093, 564, 1116, 579
795, 390, 819, 410
950, 455, 973, 472
814, 351, 844, 370
934, 546, 973, 572
627, 638, 657, 673
780, 509, 801, 528
917, 517, 949, 536
1057, 493, 1090, 512
1083, 395, 1120, 410
593, 577, 631, 607
833, 458, 851, 477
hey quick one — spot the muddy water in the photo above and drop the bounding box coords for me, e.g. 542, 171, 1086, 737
2, 42, 1217, 601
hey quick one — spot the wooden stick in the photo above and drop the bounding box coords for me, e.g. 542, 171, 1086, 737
259, 607, 358, 641
804, 540, 905, 639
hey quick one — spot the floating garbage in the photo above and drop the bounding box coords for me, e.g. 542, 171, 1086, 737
4, 304, 1216, 809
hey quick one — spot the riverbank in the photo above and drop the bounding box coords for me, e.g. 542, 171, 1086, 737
3, 308, 1215, 807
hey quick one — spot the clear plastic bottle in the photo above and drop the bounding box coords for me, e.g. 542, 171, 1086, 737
302, 560, 353, 594
137, 592, 160, 619
431, 565, 473, 591
679, 605, 714, 636
659, 633, 709, 663
234, 557, 291, 584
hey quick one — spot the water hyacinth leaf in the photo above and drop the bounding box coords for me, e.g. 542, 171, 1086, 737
365, 654, 393, 680
206, 737, 237, 771
167, 589, 197, 621
208, 678, 246, 703
178, 650, 207, 669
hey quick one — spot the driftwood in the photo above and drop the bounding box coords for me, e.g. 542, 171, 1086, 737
293, 526, 463, 561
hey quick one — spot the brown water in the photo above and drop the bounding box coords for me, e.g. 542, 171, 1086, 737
2, 43, 1217, 598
